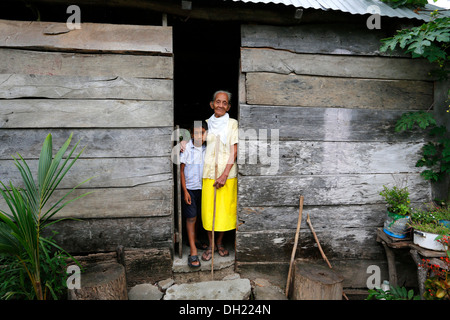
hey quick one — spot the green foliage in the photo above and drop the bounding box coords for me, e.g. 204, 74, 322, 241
366, 286, 421, 300
395, 112, 450, 182
379, 185, 411, 216
422, 237, 450, 300
424, 276, 450, 299
380, 15, 450, 79
411, 203, 441, 223
0, 133, 91, 299
381, 0, 428, 9
395, 111, 436, 131
408, 220, 450, 235
0, 236, 70, 300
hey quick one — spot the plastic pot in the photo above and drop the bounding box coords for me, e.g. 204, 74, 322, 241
383, 211, 409, 239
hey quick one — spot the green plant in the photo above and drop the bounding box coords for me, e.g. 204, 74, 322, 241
380, 15, 450, 79
395, 111, 450, 184
380, 0, 428, 9
379, 185, 411, 216
408, 220, 450, 235
366, 285, 420, 300
415, 201, 450, 221
0, 133, 91, 300
0, 235, 70, 300
421, 235, 450, 299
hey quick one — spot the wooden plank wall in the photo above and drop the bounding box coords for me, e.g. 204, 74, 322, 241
237, 24, 434, 288
0, 19, 174, 254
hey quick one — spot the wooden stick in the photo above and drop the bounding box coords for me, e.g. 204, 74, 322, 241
285, 195, 304, 297
306, 213, 349, 300
211, 135, 220, 279
306, 213, 332, 269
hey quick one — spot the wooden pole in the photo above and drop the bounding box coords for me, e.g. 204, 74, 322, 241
285, 195, 304, 297
211, 135, 220, 279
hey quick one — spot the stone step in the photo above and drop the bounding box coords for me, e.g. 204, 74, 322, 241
128, 276, 288, 300
173, 244, 235, 283
163, 278, 252, 300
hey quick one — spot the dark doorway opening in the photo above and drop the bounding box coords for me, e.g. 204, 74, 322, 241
173, 19, 240, 129
172, 17, 240, 256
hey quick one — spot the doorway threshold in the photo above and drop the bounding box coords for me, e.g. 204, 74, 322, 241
172, 244, 236, 283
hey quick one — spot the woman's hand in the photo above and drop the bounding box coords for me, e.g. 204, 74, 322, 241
213, 173, 228, 189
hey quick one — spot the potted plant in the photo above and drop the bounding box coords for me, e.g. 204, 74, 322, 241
409, 205, 450, 251
379, 185, 411, 239
409, 220, 449, 251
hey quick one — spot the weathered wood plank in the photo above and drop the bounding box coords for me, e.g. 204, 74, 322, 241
0, 48, 173, 79
0, 157, 172, 189
237, 174, 431, 207
43, 217, 173, 253
0, 74, 172, 100
238, 204, 387, 232
241, 24, 400, 56
0, 19, 172, 54
238, 104, 426, 142
238, 140, 424, 176
236, 227, 385, 262
0, 128, 172, 159
246, 72, 433, 109
0, 182, 173, 219
0, 99, 173, 128
241, 48, 433, 81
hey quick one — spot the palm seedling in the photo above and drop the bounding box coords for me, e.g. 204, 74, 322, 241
0, 133, 92, 299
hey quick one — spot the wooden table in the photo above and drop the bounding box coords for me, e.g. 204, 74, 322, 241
376, 228, 447, 298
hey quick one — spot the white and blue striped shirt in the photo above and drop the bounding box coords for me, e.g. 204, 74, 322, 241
180, 139, 206, 190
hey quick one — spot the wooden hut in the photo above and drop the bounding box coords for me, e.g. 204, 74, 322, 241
0, 0, 448, 293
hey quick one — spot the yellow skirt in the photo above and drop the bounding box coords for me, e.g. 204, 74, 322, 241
201, 178, 237, 232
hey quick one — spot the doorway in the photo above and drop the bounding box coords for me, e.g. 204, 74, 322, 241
172, 17, 240, 259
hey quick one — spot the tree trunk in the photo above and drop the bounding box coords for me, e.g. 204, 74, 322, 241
291, 262, 344, 300
68, 262, 128, 300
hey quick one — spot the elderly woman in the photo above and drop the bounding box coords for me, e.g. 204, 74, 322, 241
201, 90, 238, 261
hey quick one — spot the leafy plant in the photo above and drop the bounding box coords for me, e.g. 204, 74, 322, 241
0, 133, 91, 299
408, 220, 450, 235
0, 235, 70, 300
366, 285, 420, 300
421, 235, 450, 300
395, 111, 450, 183
380, 15, 450, 79
413, 201, 450, 222
380, 0, 428, 9
379, 185, 411, 216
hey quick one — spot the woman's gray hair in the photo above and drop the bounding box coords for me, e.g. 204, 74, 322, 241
212, 90, 232, 103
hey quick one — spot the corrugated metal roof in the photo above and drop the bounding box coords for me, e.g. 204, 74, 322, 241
231, 0, 450, 21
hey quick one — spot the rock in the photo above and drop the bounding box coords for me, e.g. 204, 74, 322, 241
158, 278, 174, 291
163, 279, 251, 300
254, 285, 287, 300
128, 283, 163, 300
222, 273, 240, 281
252, 278, 288, 300
253, 278, 272, 287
